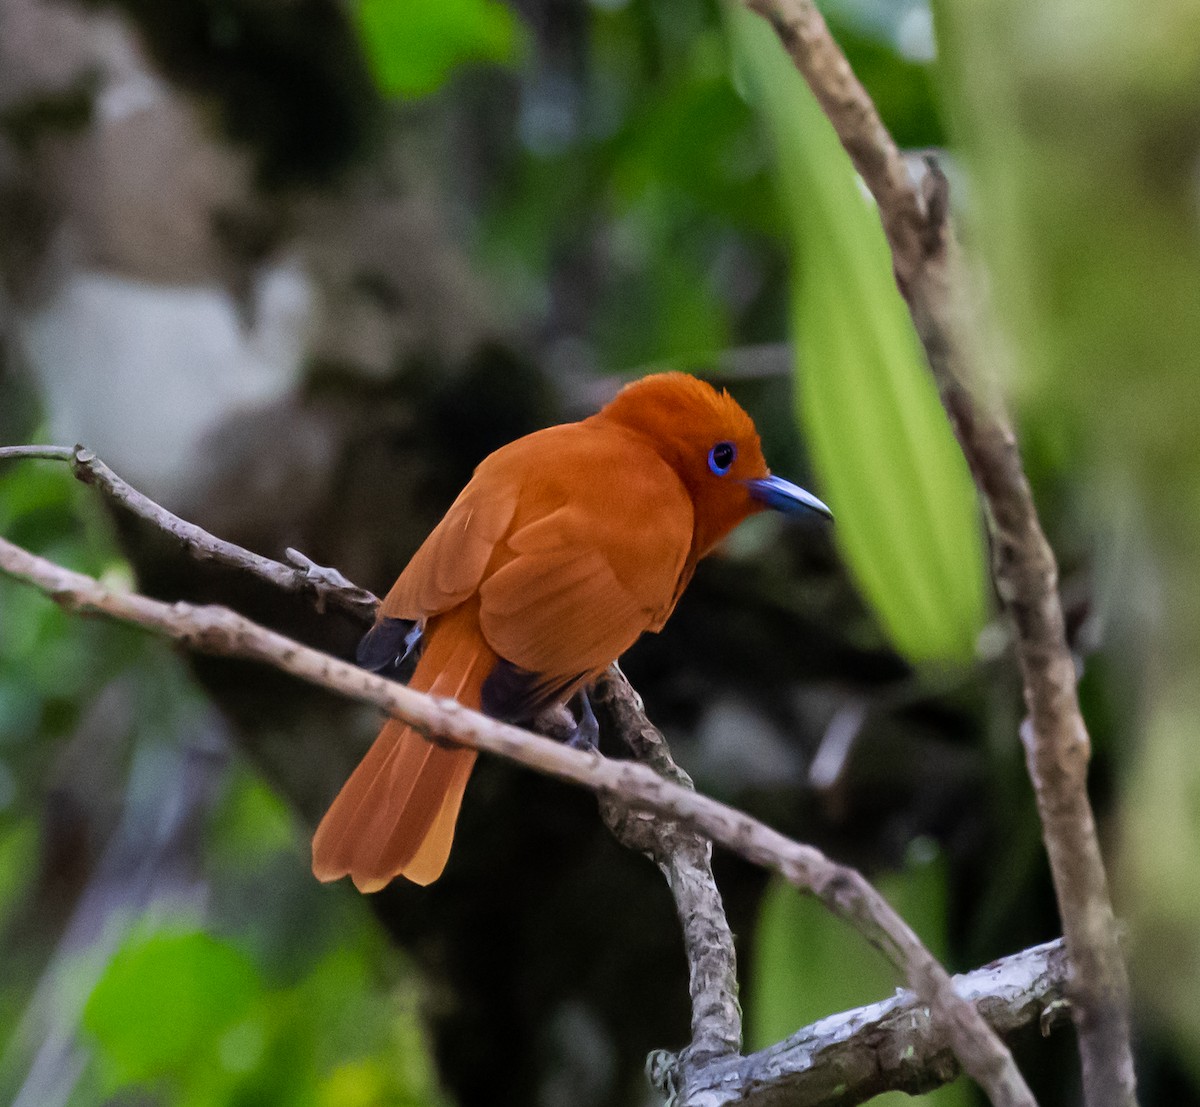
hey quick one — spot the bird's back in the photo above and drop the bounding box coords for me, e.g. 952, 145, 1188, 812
383, 419, 698, 682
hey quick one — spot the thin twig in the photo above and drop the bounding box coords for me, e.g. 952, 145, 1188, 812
743, 3, 1135, 1104
0, 533, 1031, 1107
0, 445, 380, 619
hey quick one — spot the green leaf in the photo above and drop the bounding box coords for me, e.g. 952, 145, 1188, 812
728, 6, 987, 664
208, 771, 297, 871
749, 844, 970, 1107
354, 0, 522, 99
84, 929, 261, 1086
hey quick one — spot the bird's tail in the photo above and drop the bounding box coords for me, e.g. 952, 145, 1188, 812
312, 607, 496, 891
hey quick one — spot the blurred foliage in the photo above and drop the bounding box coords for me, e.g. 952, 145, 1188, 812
83, 920, 442, 1106
478, 7, 771, 371
355, 0, 523, 99
750, 842, 968, 1107
0, 461, 446, 1105
0, 458, 142, 814
730, 3, 988, 664
85, 931, 261, 1092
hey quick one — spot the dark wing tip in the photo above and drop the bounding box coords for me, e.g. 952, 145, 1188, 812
357, 617, 423, 678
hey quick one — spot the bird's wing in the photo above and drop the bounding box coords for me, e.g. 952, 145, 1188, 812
378, 469, 520, 621
478, 448, 695, 678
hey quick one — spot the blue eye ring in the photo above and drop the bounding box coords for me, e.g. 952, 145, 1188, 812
708, 441, 737, 476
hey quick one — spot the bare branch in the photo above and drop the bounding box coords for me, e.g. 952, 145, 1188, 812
0, 445, 379, 619
0, 533, 1030, 1107
680, 939, 1069, 1107
592, 666, 743, 1066
743, 3, 1135, 1103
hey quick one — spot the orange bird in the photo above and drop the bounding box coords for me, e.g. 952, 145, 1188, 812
312, 373, 831, 891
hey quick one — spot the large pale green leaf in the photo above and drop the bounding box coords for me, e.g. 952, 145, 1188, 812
728, 7, 987, 664
750, 846, 970, 1107
355, 0, 521, 99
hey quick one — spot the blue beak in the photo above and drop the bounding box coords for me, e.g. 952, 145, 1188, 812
746, 475, 833, 520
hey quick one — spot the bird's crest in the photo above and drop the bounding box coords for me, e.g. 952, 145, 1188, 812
598, 372, 759, 449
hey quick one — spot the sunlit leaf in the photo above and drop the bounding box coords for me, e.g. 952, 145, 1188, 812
728, 6, 987, 664
84, 930, 261, 1085
354, 0, 522, 99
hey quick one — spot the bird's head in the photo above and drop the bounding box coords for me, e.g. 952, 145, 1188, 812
597, 373, 831, 556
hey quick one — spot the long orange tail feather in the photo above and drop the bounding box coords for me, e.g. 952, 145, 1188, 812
312, 609, 495, 890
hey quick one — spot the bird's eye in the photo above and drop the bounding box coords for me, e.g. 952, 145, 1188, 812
708, 441, 737, 476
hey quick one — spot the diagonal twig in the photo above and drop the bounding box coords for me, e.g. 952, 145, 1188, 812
0, 532, 1032, 1107
742, 3, 1135, 1104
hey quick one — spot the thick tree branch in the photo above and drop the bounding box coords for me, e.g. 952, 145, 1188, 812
743, 3, 1135, 1104
0, 532, 1031, 1107
680, 938, 1069, 1107
0, 445, 379, 618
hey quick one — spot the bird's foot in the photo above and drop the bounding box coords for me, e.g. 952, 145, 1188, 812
564, 690, 600, 751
